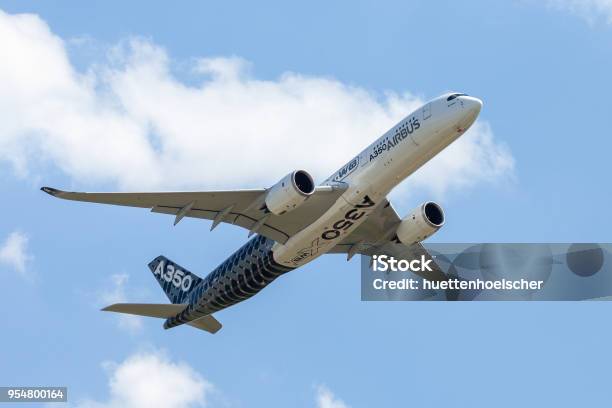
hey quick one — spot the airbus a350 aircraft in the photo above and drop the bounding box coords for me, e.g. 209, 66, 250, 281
42, 92, 482, 334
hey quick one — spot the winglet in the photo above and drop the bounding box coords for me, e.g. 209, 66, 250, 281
40, 186, 63, 197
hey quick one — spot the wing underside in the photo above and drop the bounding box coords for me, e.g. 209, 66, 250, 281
41, 186, 344, 244
42, 186, 446, 280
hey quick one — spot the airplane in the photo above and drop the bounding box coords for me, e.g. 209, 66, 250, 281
41, 92, 482, 334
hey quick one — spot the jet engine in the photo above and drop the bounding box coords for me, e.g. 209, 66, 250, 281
395, 202, 445, 245
265, 170, 315, 215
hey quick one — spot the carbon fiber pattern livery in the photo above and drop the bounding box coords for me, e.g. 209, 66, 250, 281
163, 235, 294, 329
148, 256, 204, 304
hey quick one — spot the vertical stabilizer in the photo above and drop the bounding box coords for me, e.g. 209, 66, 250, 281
148, 256, 203, 304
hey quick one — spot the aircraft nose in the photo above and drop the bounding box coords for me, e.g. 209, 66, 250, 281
455, 96, 482, 132
461, 96, 483, 115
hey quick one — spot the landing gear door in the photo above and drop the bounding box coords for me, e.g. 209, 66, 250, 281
422, 103, 432, 120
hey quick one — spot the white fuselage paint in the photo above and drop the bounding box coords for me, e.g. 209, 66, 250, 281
272, 93, 483, 267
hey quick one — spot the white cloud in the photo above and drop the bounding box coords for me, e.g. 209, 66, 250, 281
545, 0, 612, 24
76, 352, 346, 408
98, 274, 143, 333
76, 350, 213, 408
0, 230, 32, 276
315, 385, 350, 408
0, 9, 513, 198
398, 121, 515, 199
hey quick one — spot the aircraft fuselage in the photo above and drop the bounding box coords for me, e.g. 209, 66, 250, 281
272, 93, 483, 267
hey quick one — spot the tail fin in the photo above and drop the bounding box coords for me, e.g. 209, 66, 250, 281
148, 256, 203, 304
102, 303, 222, 334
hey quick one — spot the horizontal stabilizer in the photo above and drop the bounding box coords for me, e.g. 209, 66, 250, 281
102, 303, 188, 318
102, 303, 222, 334
186, 315, 223, 334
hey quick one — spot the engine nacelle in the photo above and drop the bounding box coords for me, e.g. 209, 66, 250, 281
265, 170, 315, 215
396, 202, 445, 245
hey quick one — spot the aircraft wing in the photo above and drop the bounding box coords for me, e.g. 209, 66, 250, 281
330, 198, 447, 282
41, 186, 345, 244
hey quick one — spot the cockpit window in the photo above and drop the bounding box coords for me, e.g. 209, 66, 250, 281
447, 93, 467, 101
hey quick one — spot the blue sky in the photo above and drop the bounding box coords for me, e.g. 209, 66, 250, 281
0, 1, 612, 407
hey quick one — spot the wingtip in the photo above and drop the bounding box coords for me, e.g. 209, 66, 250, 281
40, 186, 62, 196
101, 303, 123, 312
